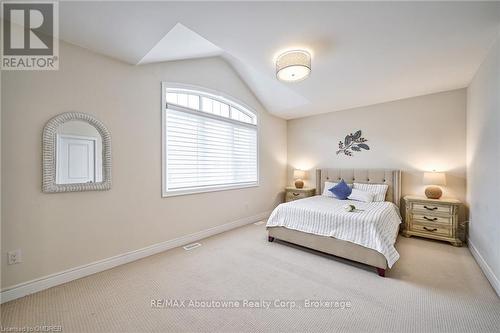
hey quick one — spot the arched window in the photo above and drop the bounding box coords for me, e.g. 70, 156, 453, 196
162, 83, 258, 196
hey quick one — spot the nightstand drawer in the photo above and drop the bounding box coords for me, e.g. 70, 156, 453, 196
286, 191, 308, 201
412, 203, 452, 215
411, 223, 452, 237
411, 213, 452, 225
285, 187, 316, 202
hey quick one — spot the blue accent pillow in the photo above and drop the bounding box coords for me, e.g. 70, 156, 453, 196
329, 179, 352, 200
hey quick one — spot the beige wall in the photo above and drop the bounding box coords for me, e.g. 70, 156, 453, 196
466, 32, 500, 289
287, 89, 467, 216
1, 42, 287, 288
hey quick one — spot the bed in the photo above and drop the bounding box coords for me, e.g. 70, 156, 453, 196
266, 168, 402, 276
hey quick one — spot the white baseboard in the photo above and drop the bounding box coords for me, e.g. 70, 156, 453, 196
468, 238, 500, 297
1, 211, 271, 304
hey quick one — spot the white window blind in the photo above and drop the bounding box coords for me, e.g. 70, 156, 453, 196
163, 86, 258, 196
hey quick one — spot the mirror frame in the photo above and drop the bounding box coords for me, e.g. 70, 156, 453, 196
42, 112, 112, 193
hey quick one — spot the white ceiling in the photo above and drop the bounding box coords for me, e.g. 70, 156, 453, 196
138, 23, 222, 64
58, 1, 500, 119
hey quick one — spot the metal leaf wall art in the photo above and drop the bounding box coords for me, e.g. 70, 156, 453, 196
336, 130, 370, 156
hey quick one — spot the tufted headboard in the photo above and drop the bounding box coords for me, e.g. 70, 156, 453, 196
316, 168, 402, 206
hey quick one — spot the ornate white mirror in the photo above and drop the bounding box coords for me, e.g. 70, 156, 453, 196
42, 112, 111, 193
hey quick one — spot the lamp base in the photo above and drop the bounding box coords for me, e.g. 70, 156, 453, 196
294, 179, 304, 189
425, 186, 442, 199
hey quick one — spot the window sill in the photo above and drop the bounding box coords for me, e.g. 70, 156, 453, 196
162, 183, 259, 198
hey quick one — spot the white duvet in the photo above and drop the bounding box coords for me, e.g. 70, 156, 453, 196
266, 195, 402, 268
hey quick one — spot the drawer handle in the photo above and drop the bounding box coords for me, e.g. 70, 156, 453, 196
424, 205, 438, 211
423, 226, 438, 232
423, 216, 438, 221
292, 193, 300, 196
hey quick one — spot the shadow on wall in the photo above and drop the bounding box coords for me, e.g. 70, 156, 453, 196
273, 191, 286, 207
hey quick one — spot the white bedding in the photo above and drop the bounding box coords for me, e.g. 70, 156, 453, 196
266, 195, 402, 267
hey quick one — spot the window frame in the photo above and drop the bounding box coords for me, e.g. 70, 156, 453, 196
161, 82, 260, 197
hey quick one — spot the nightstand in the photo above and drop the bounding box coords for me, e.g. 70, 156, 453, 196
285, 187, 316, 202
402, 195, 462, 246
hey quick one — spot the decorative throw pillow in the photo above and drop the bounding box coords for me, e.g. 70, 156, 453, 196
323, 181, 353, 197
322, 181, 338, 197
329, 179, 352, 200
353, 183, 388, 202
348, 188, 375, 203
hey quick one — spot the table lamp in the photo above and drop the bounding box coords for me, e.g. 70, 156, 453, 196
293, 169, 306, 189
423, 171, 446, 199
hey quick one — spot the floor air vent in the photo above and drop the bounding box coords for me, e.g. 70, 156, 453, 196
183, 243, 202, 251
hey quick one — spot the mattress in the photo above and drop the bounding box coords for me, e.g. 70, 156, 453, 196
266, 195, 402, 267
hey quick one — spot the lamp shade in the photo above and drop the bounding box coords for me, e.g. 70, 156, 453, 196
276, 50, 311, 82
423, 172, 446, 186
293, 169, 306, 180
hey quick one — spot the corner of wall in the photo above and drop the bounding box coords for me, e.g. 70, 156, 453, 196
465, 31, 500, 297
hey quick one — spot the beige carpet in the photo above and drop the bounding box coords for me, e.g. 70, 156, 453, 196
1, 222, 499, 333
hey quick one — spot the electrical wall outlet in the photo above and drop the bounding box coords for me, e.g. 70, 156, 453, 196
7, 249, 22, 265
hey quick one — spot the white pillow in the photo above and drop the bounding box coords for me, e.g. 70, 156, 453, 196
322, 181, 338, 197
348, 188, 374, 203
353, 183, 388, 202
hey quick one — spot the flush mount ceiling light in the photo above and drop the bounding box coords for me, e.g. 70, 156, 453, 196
276, 50, 311, 82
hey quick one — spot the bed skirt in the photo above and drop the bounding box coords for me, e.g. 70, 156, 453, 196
267, 226, 388, 270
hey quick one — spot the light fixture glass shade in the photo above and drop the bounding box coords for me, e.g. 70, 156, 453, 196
293, 169, 306, 179
423, 172, 446, 185
276, 50, 311, 82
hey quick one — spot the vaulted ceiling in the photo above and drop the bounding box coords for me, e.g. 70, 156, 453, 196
58, 1, 500, 119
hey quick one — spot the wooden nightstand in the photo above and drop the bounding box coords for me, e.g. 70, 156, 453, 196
402, 195, 462, 246
285, 187, 316, 202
